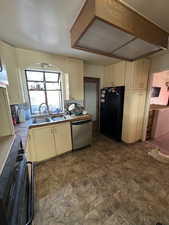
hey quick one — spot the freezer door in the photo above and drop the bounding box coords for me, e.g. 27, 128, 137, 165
72, 120, 92, 150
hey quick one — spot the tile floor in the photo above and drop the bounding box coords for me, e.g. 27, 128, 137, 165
151, 133, 169, 156
34, 136, 169, 225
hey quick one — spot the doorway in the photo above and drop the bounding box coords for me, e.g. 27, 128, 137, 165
143, 70, 169, 156
84, 77, 100, 134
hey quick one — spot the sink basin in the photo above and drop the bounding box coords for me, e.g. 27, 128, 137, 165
51, 116, 66, 122
32, 117, 52, 124
32, 115, 67, 125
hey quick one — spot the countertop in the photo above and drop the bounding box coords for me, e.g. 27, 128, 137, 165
14, 114, 92, 148
0, 135, 15, 175
150, 104, 169, 111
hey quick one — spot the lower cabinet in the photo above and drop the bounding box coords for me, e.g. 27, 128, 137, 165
53, 122, 72, 155
27, 122, 72, 162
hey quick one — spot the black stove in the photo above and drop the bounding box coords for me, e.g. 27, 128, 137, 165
0, 136, 34, 225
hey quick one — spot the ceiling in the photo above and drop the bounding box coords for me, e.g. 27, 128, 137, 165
0, 0, 169, 65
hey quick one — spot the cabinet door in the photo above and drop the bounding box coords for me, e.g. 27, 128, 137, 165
53, 122, 72, 155
25, 137, 29, 160
26, 133, 36, 162
125, 59, 150, 90
104, 61, 126, 87
112, 61, 126, 86
104, 65, 112, 87
66, 58, 84, 100
0, 42, 24, 104
31, 126, 56, 162
122, 90, 146, 143
0, 88, 14, 136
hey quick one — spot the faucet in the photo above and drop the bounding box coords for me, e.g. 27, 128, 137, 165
38, 103, 50, 115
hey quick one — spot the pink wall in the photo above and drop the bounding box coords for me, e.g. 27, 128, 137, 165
151, 71, 169, 105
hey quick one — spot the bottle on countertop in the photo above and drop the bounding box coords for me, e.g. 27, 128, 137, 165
18, 107, 25, 123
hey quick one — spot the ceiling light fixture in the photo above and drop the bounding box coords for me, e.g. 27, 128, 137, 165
70, 0, 169, 61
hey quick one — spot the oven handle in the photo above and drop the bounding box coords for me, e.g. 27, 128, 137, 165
26, 161, 34, 225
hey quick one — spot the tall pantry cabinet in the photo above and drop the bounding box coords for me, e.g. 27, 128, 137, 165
122, 59, 150, 143
104, 58, 150, 144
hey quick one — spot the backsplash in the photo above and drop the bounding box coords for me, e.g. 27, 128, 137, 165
10, 100, 85, 125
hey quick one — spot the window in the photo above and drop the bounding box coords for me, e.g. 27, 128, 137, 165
25, 70, 63, 115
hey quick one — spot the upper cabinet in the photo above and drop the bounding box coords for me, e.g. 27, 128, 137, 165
104, 61, 126, 87
125, 58, 150, 90
0, 46, 8, 88
0, 88, 14, 136
66, 58, 84, 101
0, 42, 25, 104
104, 58, 150, 90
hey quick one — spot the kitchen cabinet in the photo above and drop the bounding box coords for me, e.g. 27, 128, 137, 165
104, 61, 126, 87
66, 58, 84, 101
28, 122, 72, 162
104, 58, 150, 89
104, 58, 150, 144
0, 88, 14, 137
121, 59, 150, 144
29, 126, 56, 162
122, 90, 147, 143
104, 65, 112, 87
0, 52, 8, 88
25, 135, 32, 161
53, 122, 72, 155
0, 41, 24, 104
125, 58, 150, 90
25, 132, 36, 162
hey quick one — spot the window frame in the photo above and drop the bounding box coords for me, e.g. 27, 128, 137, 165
25, 69, 63, 115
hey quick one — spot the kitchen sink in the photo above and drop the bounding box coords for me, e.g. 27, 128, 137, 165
32, 115, 66, 124
32, 116, 52, 124
51, 115, 66, 122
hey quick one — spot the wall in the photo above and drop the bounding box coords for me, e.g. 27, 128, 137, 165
150, 71, 169, 105
142, 52, 169, 141
84, 63, 105, 88
16, 48, 84, 102
151, 52, 169, 74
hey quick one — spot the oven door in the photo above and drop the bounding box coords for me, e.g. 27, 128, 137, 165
9, 159, 34, 225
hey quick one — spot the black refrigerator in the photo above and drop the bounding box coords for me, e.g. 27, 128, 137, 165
100, 86, 125, 141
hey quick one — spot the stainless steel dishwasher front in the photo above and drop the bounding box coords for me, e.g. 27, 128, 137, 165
71, 119, 92, 150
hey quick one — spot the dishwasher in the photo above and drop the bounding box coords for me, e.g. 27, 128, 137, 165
72, 119, 92, 150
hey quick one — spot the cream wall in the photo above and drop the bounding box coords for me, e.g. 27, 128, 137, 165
1, 40, 109, 106
84, 63, 105, 88
16, 48, 84, 102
